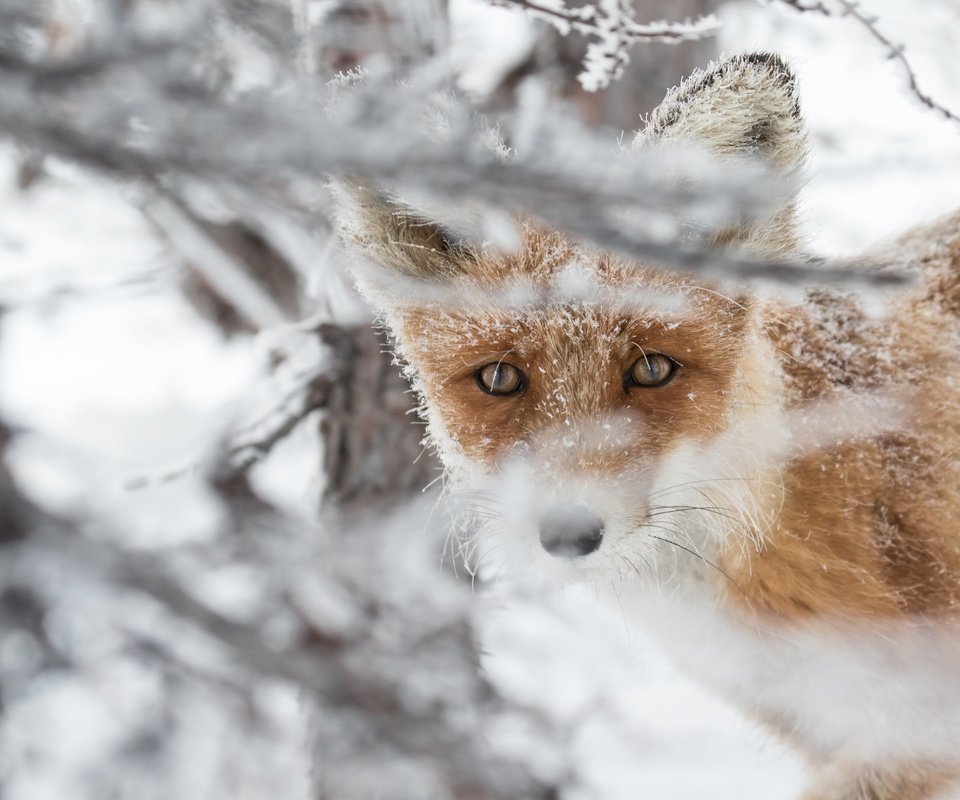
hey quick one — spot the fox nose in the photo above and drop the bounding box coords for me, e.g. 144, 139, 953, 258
539, 506, 604, 558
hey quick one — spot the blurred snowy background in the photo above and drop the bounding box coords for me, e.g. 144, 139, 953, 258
1, 1, 959, 798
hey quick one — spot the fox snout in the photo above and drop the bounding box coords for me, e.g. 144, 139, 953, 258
538, 505, 605, 558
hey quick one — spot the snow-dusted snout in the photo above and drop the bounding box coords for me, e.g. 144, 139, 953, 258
538, 504, 605, 558
448, 407, 774, 586
451, 441, 663, 583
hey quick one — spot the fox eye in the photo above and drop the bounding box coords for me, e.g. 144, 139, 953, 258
476, 362, 524, 396
626, 353, 677, 388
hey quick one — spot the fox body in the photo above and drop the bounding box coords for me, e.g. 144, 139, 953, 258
336, 54, 960, 799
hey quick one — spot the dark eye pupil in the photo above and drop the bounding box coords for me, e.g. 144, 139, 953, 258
640, 361, 663, 380
478, 362, 522, 395
629, 354, 675, 387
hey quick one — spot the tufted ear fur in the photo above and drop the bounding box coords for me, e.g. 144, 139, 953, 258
636, 52, 808, 257
331, 180, 480, 282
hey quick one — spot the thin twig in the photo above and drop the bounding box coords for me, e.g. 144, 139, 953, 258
144, 193, 292, 330
488, 0, 720, 43
487, 0, 719, 90
776, 0, 960, 128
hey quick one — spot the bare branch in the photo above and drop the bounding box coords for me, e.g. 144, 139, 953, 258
145, 193, 294, 330
776, 0, 960, 128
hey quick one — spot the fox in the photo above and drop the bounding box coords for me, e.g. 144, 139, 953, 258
334, 53, 960, 799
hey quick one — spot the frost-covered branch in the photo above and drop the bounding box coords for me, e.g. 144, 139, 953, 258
487, 0, 720, 90
3, 3, 957, 799
0, 17, 904, 287
0, 434, 566, 800
146, 193, 295, 330
486, 0, 720, 42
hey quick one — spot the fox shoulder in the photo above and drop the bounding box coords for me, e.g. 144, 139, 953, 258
867, 209, 960, 317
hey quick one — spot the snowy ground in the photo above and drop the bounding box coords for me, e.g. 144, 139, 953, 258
2, 1, 960, 798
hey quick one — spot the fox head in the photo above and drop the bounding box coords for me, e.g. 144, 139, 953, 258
335, 54, 807, 585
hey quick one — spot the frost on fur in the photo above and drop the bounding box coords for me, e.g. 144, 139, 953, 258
332, 181, 482, 281
330, 104, 511, 293
635, 52, 808, 259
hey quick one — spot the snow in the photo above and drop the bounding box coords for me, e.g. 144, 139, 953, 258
3, 1, 960, 798
718, 0, 960, 255
450, 1, 537, 97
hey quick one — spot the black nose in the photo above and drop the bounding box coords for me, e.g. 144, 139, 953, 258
539, 506, 604, 558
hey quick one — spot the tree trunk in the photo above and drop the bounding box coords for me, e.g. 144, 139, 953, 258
316, 1, 448, 514
319, 324, 439, 512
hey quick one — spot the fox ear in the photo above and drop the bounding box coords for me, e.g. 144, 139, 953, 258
637, 53, 808, 257
640, 52, 807, 175
332, 180, 479, 285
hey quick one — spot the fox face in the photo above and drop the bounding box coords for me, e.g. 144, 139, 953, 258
394, 253, 775, 579
336, 53, 804, 583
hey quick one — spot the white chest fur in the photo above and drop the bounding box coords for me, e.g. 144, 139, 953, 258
603, 574, 960, 766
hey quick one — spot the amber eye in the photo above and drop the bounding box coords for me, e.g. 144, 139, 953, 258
476, 362, 525, 396
626, 353, 677, 388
